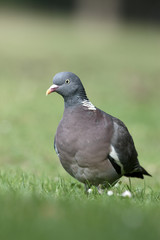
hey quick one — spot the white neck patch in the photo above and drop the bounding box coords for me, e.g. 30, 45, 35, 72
82, 100, 96, 111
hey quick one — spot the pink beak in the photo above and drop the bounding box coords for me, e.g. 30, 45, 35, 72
46, 84, 59, 96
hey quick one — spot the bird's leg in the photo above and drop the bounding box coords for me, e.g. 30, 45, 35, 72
84, 184, 89, 193
97, 184, 104, 194
128, 177, 132, 191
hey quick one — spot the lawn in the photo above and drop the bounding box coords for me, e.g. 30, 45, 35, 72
0, 9, 160, 240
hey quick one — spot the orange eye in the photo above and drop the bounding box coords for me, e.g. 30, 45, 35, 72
65, 79, 70, 84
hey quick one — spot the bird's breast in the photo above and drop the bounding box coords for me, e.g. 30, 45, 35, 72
54, 108, 120, 185
56, 108, 113, 171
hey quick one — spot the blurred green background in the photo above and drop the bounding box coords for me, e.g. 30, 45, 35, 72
0, 2, 160, 240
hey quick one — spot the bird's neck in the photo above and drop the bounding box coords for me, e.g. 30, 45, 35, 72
64, 87, 89, 109
64, 95, 96, 111
64, 94, 88, 109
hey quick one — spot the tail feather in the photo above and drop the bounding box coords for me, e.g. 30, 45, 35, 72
124, 166, 152, 179
141, 166, 152, 177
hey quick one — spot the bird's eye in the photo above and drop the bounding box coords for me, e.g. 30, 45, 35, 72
65, 79, 70, 84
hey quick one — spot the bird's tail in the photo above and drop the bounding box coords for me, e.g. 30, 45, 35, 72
124, 166, 152, 179
140, 166, 152, 177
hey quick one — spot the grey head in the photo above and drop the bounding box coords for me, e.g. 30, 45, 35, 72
46, 72, 88, 107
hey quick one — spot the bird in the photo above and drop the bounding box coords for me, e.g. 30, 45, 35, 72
46, 72, 151, 189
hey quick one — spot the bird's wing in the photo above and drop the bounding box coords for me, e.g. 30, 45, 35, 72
54, 136, 59, 156
107, 114, 141, 174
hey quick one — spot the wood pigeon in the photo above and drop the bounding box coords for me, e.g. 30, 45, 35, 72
46, 72, 151, 188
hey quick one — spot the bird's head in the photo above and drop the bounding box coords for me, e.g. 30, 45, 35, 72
46, 72, 88, 107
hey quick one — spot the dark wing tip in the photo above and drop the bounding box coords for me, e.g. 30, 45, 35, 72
124, 166, 152, 179
141, 166, 152, 177
124, 172, 144, 179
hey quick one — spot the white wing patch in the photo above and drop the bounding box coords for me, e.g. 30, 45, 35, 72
110, 145, 119, 161
82, 100, 96, 110
110, 145, 124, 173
54, 142, 59, 157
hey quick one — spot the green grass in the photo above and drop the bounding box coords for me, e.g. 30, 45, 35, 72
0, 9, 160, 240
